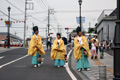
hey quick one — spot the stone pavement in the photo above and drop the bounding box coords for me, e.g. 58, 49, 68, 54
70, 50, 114, 80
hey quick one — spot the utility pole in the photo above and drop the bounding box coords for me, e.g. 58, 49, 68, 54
113, 0, 120, 79
32, 22, 34, 27
23, 0, 27, 48
32, 22, 34, 35
58, 25, 59, 33
15, 32, 17, 36
23, 0, 34, 48
47, 7, 54, 35
46, 27, 47, 38
67, 29, 68, 40
48, 8, 50, 34
7, 7, 11, 48
57, 24, 62, 33
108, 25, 109, 43
65, 28, 69, 40
89, 22, 91, 30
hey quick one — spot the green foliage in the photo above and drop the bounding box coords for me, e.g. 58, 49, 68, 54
88, 28, 94, 33
72, 30, 76, 32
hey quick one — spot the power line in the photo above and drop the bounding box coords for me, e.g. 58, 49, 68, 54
36, 0, 47, 11
0, 9, 113, 16
56, 9, 114, 13
0, 11, 47, 16
42, 1, 58, 33
41, 0, 48, 8
15, 0, 24, 7
0, 10, 21, 21
6, 0, 47, 24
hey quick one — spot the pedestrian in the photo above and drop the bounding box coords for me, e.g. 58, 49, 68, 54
51, 33, 66, 68
28, 26, 45, 68
74, 27, 91, 72
4, 38, 7, 48
103, 40, 106, 47
87, 34, 92, 49
99, 42, 105, 59
91, 35, 99, 54
62, 36, 67, 52
47, 33, 52, 51
91, 39, 97, 59
69, 34, 72, 49
62, 36, 68, 63
71, 35, 74, 47
109, 40, 112, 49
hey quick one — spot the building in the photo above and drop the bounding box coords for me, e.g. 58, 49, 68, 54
95, 9, 117, 42
0, 32, 23, 43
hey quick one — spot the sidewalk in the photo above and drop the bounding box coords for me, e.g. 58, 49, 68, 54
70, 50, 114, 80
0, 47, 22, 53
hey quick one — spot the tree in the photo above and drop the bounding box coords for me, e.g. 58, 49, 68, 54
88, 28, 94, 33
72, 30, 76, 32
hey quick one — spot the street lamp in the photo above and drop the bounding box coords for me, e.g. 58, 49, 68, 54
78, 0, 82, 30
113, 0, 120, 79
7, 6, 11, 48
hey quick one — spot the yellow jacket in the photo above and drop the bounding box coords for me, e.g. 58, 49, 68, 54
51, 39, 66, 60
74, 36, 91, 60
28, 34, 45, 56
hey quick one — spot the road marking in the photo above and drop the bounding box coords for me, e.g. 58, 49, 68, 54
94, 59, 113, 74
0, 55, 28, 69
0, 56, 4, 59
65, 49, 77, 80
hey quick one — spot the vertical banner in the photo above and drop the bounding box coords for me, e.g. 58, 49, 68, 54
5, 21, 12, 27
76, 17, 85, 24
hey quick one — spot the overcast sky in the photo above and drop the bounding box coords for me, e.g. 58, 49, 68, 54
0, 0, 117, 39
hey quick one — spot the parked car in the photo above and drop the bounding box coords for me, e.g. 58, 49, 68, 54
1, 40, 5, 45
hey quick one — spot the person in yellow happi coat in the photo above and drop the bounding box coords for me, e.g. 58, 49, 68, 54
28, 26, 45, 68
51, 33, 66, 67
74, 27, 91, 71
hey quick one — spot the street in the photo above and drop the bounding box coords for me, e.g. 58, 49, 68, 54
0, 0, 119, 79
0, 48, 79, 80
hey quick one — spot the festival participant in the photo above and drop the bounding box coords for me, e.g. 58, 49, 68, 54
74, 27, 91, 71
28, 26, 45, 68
51, 33, 66, 68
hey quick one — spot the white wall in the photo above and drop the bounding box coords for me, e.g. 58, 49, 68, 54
97, 20, 116, 42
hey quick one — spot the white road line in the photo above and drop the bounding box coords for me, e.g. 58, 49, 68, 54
0, 55, 28, 69
65, 49, 77, 80
0, 56, 4, 59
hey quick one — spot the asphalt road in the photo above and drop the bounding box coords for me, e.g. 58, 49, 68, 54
0, 48, 75, 80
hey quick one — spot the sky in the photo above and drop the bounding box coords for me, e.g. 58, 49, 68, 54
0, 0, 117, 39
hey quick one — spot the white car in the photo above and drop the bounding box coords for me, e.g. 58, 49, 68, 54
1, 40, 5, 45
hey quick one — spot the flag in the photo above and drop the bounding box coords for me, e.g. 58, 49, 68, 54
5, 21, 12, 27
76, 17, 85, 24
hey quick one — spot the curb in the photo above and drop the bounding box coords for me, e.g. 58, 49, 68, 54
69, 49, 96, 80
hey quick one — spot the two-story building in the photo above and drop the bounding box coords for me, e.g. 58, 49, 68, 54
95, 9, 117, 42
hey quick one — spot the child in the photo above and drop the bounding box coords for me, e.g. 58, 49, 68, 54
28, 26, 45, 67
51, 33, 66, 68
99, 42, 105, 59
91, 39, 97, 59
